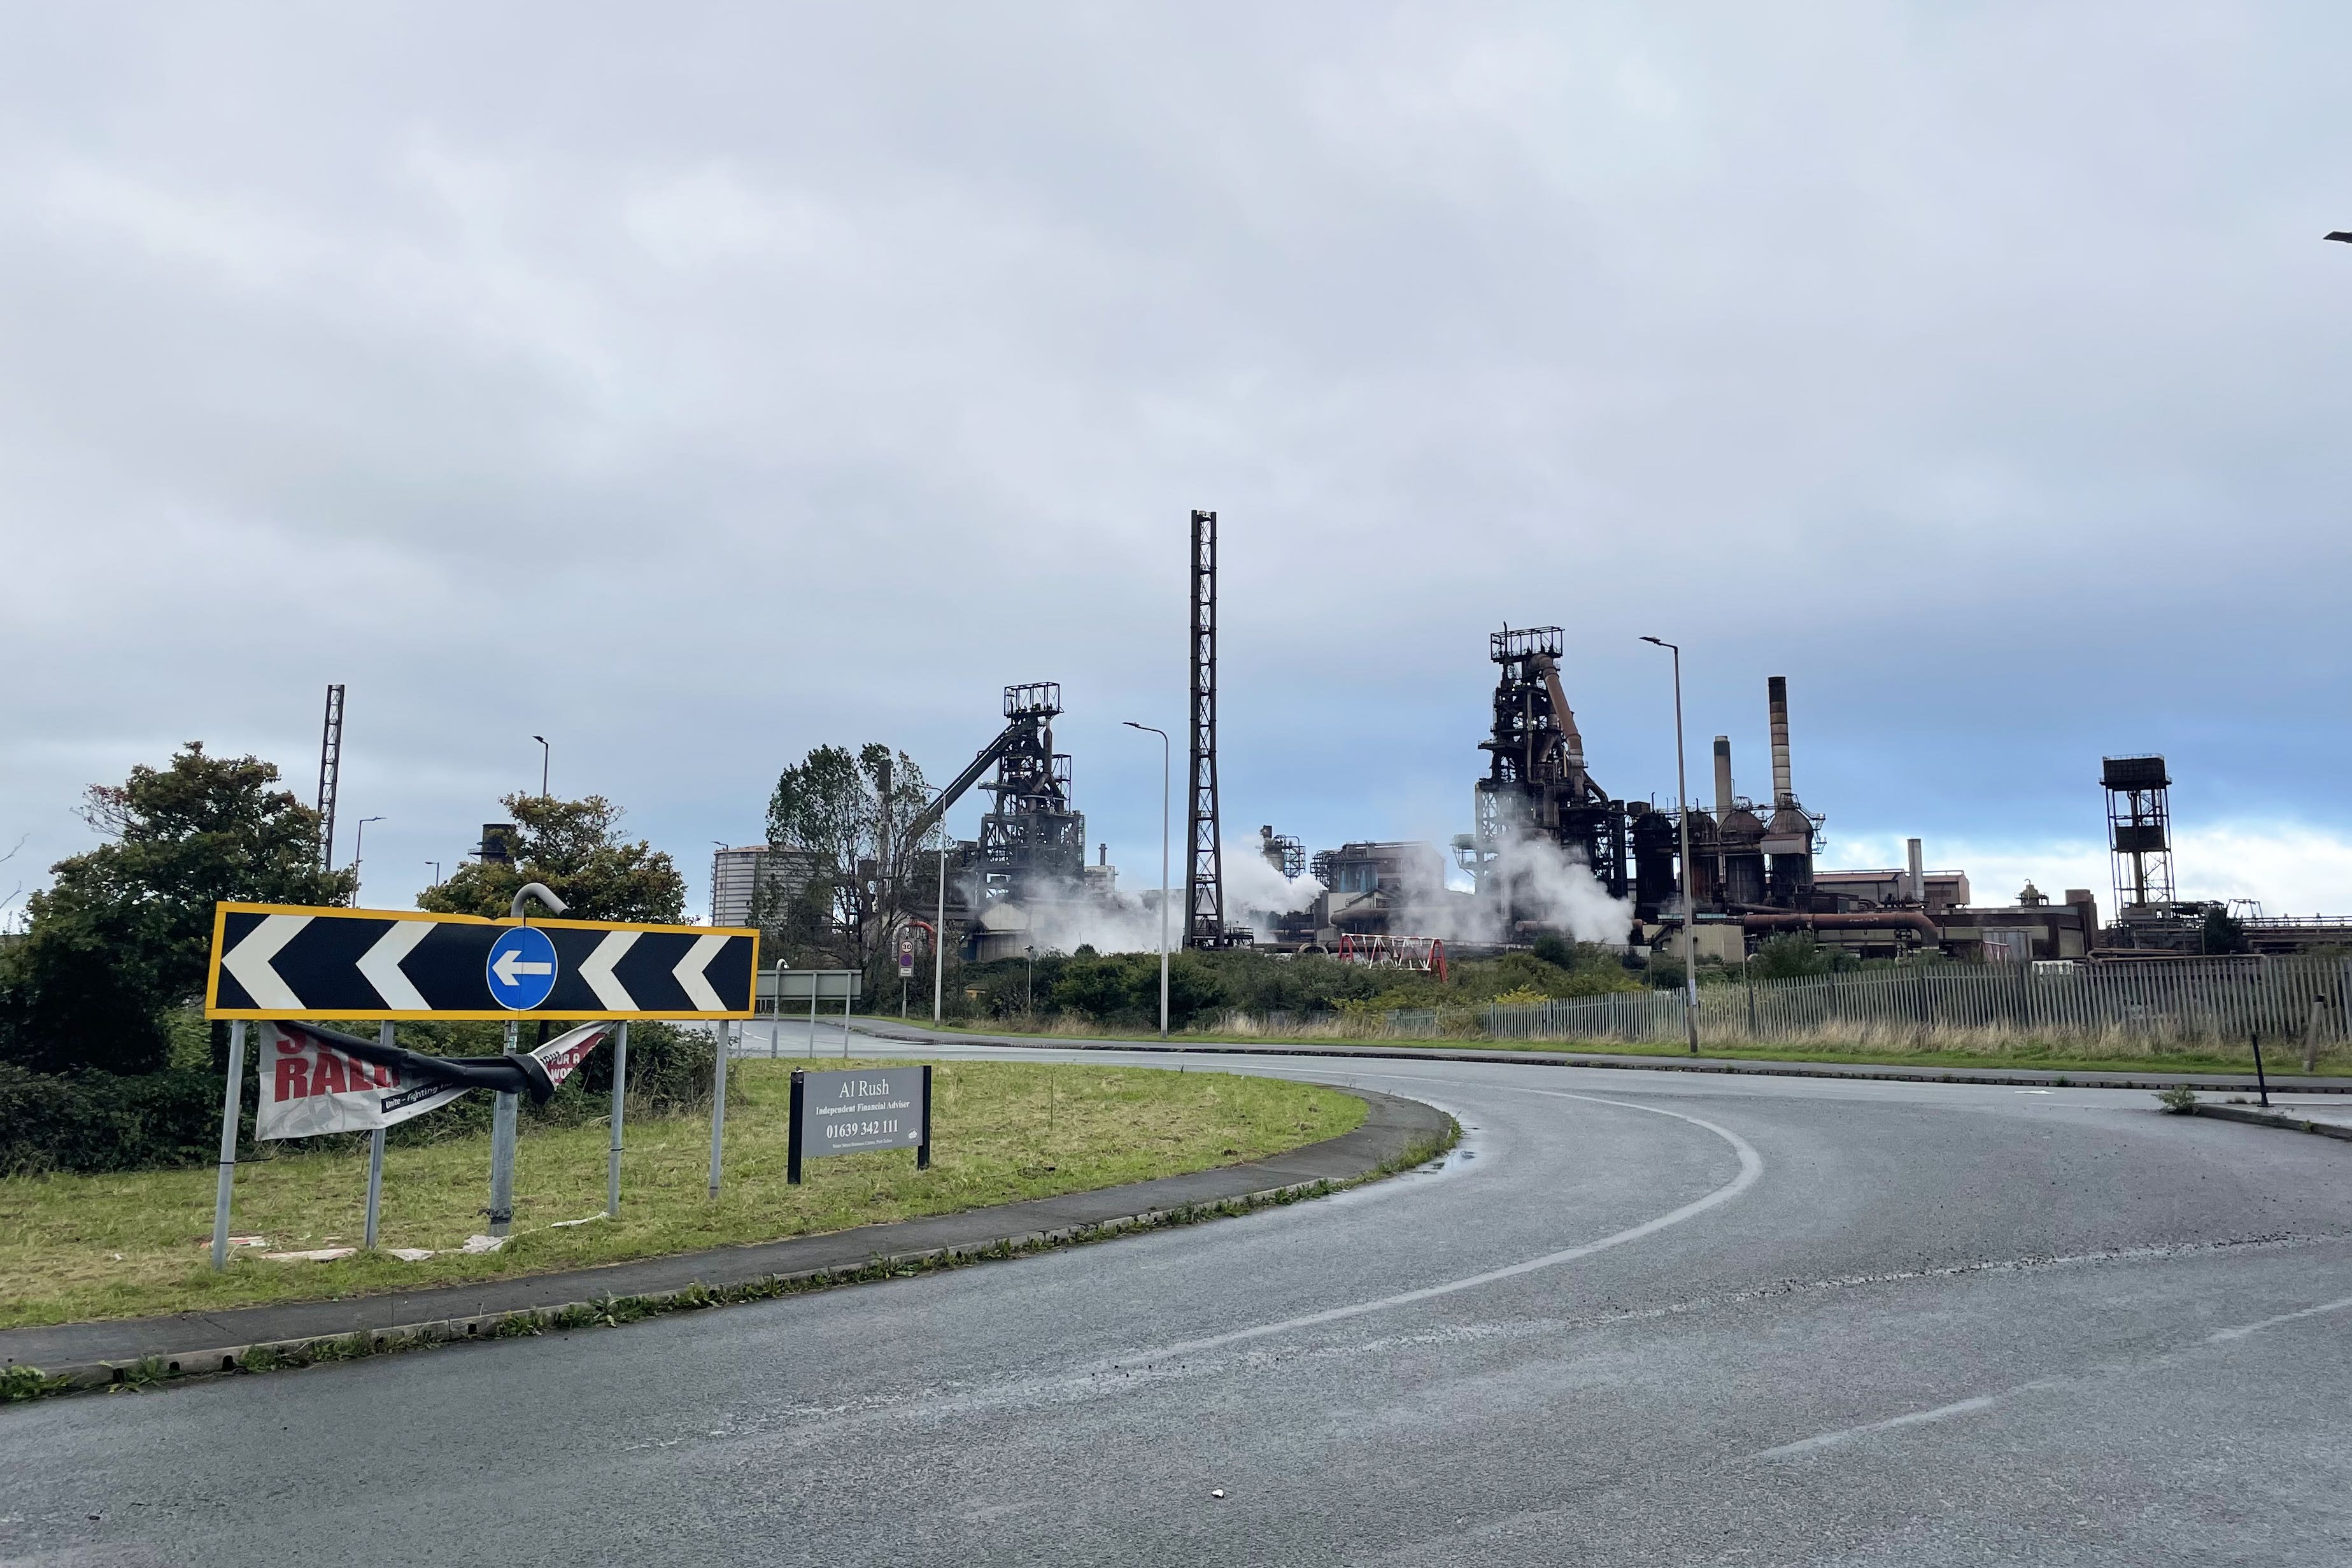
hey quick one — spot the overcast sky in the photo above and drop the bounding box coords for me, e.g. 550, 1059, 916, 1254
4, 3, 2349, 926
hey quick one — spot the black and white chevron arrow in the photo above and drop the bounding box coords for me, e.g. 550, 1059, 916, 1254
208, 904, 760, 1019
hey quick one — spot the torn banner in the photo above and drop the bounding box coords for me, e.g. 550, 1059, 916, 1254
256, 1021, 614, 1141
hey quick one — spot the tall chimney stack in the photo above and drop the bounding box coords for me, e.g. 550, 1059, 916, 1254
1906, 837, 1925, 903
1713, 737, 1734, 819
1768, 675, 1796, 808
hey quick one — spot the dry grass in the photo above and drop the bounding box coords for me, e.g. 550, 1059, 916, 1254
0, 1059, 1363, 1331
935, 1012, 2349, 1076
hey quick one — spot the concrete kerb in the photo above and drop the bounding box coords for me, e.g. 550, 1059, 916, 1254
857, 1022, 2352, 1096
0, 1086, 1456, 1404
2185, 1102, 2352, 1143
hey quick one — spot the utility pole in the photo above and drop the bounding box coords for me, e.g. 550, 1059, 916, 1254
351, 816, 383, 904
934, 821, 948, 1024
1641, 637, 1703, 1056
1186, 509, 1224, 947
1124, 721, 1172, 1035
316, 684, 345, 872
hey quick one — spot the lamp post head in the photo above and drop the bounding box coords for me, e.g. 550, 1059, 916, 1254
1640, 635, 1670, 649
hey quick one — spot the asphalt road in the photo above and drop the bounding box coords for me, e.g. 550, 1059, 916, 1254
7, 1041, 2352, 1566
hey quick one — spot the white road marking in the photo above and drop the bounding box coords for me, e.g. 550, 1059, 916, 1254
2206, 1290, 2352, 1343
220, 914, 308, 1010
1126, 1094, 1764, 1362
579, 931, 641, 1010
1752, 1392, 2020, 1459
1751, 1288, 2352, 1461
355, 919, 432, 1010
673, 933, 729, 1011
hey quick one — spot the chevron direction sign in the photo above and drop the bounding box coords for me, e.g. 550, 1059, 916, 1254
205, 903, 761, 1021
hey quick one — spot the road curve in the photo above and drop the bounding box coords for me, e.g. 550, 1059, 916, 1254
6, 1043, 2351, 1567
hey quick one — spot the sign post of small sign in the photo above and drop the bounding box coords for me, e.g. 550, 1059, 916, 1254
788, 1065, 932, 1183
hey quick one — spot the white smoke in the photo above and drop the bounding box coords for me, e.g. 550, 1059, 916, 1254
1399, 829, 1633, 946
1222, 842, 1324, 923
1021, 890, 1174, 956
995, 842, 1321, 957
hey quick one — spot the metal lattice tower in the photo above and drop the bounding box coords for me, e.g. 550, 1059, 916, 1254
316, 683, 346, 873
2102, 754, 2176, 912
1186, 509, 1224, 946
975, 683, 1086, 903
1471, 626, 1628, 905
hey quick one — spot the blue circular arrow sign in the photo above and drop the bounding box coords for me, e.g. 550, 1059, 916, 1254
486, 925, 560, 1011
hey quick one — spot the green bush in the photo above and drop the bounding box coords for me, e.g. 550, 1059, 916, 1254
0, 1015, 718, 1175
967, 941, 1641, 1029
0, 1062, 222, 1175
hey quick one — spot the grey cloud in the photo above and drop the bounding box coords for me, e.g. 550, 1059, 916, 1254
3, 3, 2348, 917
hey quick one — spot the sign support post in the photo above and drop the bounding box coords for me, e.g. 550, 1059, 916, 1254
208, 1020, 248, 1271
487, 883, 567, 1238
787, 1070, 805, 1185
606, 1021, 628, 1217
488, 1018, 520, 1236
363, 1021, 391, 1248
707, 1021, 730, 1199
918, 1064, 933, 1170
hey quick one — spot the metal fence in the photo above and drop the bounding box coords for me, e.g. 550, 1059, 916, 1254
1473, 956, 2352, 1047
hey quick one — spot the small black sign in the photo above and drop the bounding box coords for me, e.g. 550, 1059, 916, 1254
789, 1066, 933, 1183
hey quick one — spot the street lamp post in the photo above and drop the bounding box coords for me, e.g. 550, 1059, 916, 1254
1123, 721, 1172, 1036
1640, 637, 1703, 1056
425, 860, 442, 887
351, 816, 383, 903
932, 796, 949, 1025
532, 735, 550, 799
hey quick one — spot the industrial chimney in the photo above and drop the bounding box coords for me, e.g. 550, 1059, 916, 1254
1713, 737, 1734, 819
1761, 676, 1815, 908
1906, 838, 1925, 903
1768, 675, 1796, 809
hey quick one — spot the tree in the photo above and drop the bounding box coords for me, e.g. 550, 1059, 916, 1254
2200, 906, 2248, 956
765, 744, 931, 964
1750, 933, 1838, 979
0, 744, 353, 1075
419, 794, 685, 924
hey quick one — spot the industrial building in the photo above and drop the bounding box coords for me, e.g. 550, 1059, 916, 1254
739, 515, 2341, 973
709, 844, 818, 931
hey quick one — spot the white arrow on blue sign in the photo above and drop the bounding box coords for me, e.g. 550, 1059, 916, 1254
486, 926, 560, 1010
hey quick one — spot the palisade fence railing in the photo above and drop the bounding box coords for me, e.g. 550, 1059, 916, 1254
1477, 956, 2352, 1047
1236, 956, 2352, 1048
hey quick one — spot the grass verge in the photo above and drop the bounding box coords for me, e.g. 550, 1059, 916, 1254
0, 1059, 1363, 1332
900, 1018, 2351, 1079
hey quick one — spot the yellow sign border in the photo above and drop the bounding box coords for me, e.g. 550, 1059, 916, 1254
204, 901, 763, 1021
